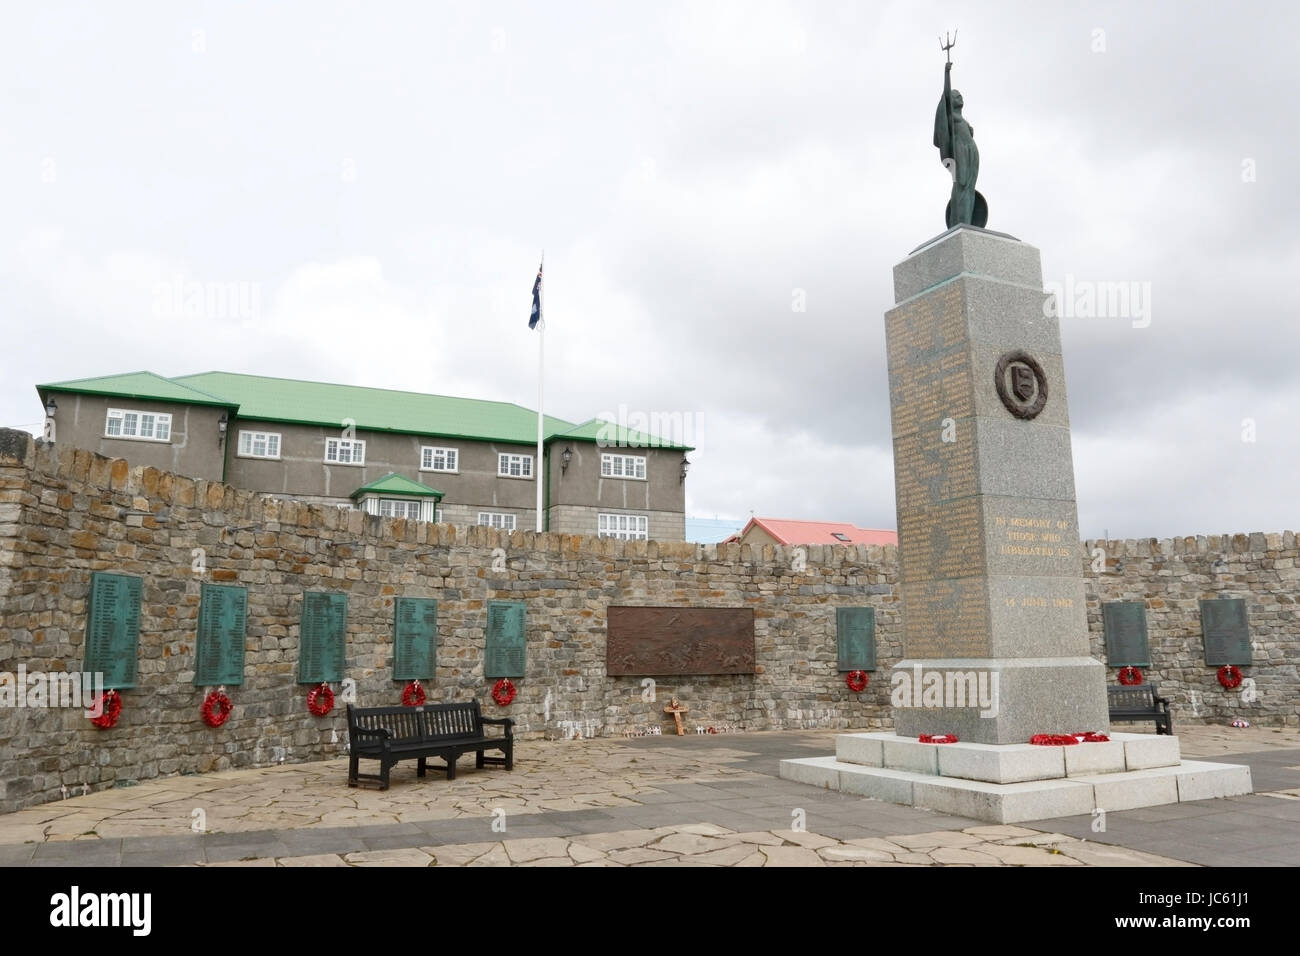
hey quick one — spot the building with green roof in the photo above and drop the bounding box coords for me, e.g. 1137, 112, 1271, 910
36, 371, 692, 540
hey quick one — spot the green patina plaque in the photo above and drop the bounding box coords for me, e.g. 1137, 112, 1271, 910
1102, 601, 1150, 667
836, 607, 876, 671
298, 591, 347, 683
485, 601, 526, 678
83, 572, 141, 689
393, 598, 437, 680
1200, 598, 1251, 666
194, 584, 247, 686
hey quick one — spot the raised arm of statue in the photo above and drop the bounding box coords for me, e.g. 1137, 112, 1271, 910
934, 62, 954, 163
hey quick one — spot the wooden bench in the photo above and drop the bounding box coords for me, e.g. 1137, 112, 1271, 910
346, 700, 514, 790
1107, 684, 1173, 735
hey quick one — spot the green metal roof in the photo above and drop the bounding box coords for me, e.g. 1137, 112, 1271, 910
36, 370, 690, 450
37, 371, 237, 409
172, 372, 575, 444
350, 473, 444, 499
552, 417, 694, 452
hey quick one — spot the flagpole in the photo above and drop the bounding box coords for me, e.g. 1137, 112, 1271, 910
535, 253, 545, 533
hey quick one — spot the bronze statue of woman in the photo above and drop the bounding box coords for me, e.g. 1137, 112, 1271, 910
933, 33, 987, 228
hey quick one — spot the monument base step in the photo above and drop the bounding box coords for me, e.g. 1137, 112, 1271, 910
834, 731, 1180, 782
781, 734, 1251, 824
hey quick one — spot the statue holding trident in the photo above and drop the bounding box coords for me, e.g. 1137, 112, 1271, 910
934, 31, 988, 228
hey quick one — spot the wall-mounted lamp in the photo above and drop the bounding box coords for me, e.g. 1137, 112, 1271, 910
42, 396, 57, 442
217, 413, 229, 446
561, 446, 573, 473
680, 457, 691, 483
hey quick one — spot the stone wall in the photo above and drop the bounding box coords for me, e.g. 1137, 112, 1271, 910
0, 432, 900, 813
0, 429, 1296, 813
1083, 534, 1299, 724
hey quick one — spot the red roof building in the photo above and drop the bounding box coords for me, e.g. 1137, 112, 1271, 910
731, 517, 897, 547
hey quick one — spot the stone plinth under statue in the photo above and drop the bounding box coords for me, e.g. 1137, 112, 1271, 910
781, 225, 1252, 822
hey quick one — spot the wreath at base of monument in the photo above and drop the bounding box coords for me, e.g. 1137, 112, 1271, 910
401, 680, 426, 707
1117, 666, 1143, 685
1030, 733, 1079, 746
201, 690, 232, 728
1217, 665, 1243, 689
918, 733, 958, 744
1075, 732, 1110, 743
845, 670, 869, 692
307, 682, 335, 717
491, 678, 516, 707
90, 690, 122, 729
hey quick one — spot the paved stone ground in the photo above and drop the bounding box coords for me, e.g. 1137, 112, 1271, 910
1, 725, 1296, 867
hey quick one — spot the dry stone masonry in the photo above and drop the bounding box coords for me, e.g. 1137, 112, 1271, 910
0, 428, 1295, 813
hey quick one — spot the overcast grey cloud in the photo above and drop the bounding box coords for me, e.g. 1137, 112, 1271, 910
2, 0, 1297, 539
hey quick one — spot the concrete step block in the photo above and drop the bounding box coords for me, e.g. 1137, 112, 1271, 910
1111, 732, 1181, 770
1064, 740, 1127, 776
912, 775, 1097, 825
837, 765, 920, 804
778, 756, 843, 790
835, 733, 886, 767
882, 736, 940, 775
1076, 767, 1180, 812
1171, 761, 1253, 801
936, 741, 1066, 784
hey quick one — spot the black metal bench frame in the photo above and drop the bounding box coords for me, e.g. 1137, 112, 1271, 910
346, 700, 514, 790
1107, 684, 1173, 735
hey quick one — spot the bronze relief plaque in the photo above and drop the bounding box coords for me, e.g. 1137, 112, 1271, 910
606, 606, 756, 676
994, 350, 1048, 419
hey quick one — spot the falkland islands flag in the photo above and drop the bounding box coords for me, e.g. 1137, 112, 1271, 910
529, 259, 543, 329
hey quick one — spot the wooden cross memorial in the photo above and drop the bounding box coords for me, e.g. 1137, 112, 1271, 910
664, 697, 689, 736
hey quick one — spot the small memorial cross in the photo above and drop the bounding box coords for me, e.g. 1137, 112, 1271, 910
664, 697, 689, 736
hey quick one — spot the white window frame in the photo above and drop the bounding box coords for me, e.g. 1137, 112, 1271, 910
359, 496, 439, 522
600, 453, 647, 480
324, 437, 366, 465
104, 408, 172, 443
378, 498, 422, 520
420, 445, 459, 473
497, 453, 533, 479
477, 511, 517, 531
598, 513, 649, 541
237, 429, 281, 460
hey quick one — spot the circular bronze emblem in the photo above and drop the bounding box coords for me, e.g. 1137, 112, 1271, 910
994, 351, 1048, 420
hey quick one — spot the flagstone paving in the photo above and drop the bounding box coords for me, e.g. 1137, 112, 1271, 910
1, 726, 1297, 867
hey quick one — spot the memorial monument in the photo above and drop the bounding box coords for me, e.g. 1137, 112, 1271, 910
781, 36, 1252, 822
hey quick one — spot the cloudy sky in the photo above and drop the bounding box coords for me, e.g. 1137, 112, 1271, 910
3, 1, 1296, 540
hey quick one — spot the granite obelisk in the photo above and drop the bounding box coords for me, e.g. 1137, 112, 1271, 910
885, 225, 1109, 743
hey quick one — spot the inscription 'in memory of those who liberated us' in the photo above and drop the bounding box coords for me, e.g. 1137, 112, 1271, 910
994, 516, 1074, 559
